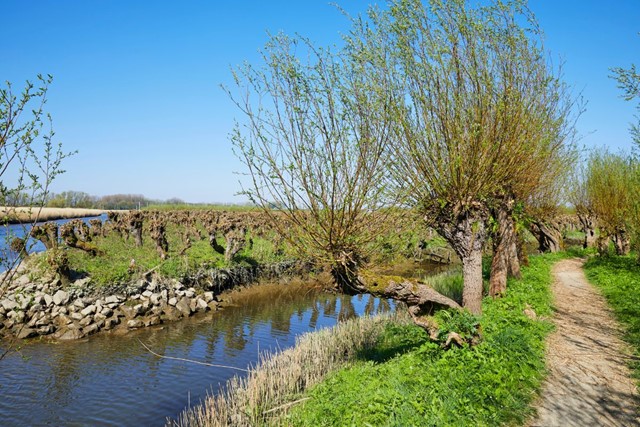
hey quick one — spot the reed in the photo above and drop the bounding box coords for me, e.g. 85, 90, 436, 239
171, 311, 408, 426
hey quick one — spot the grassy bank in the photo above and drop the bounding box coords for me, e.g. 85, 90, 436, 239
61, 227, 289, 286
172, 312, 407, 426
175, 252, 564, 426
285, 253, 562, 426
583, 255, 640, 384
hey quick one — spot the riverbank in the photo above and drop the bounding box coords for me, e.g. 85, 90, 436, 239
0, 257, 311, 341
174, 252, 563, 426
0, 206, 109, 224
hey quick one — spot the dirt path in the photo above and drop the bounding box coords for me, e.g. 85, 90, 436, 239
530, 258, 640, 426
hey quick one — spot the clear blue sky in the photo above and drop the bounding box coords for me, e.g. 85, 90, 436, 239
2, 1, 638, 203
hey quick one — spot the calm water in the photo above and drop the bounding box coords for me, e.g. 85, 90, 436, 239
0, 215, 105, 267
0, 282, 395, 426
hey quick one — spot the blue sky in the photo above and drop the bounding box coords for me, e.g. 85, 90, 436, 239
2, 1, 638, 203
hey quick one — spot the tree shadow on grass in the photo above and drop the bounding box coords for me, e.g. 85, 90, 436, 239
356, 322, 431, 364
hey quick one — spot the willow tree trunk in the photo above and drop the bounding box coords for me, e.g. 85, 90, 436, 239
613, 228, 631, 255
489, 199, 519, 297
528, 221, 562, 253
577, 212, 596, 249
435, 207, 488, 315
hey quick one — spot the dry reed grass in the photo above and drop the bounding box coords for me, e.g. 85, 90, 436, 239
170, 311, 408, 427
0, 206, 108, 224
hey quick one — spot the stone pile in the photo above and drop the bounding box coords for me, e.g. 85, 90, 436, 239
0, 267, 219, 341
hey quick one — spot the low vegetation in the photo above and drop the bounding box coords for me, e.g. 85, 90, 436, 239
583, 255, 640, 383
174, 252, 562, 426
172, 312, 406, 427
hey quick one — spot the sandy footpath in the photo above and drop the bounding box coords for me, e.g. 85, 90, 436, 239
530, 258, 640, 426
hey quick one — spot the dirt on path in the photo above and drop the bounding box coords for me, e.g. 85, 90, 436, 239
530, 258, 640, 427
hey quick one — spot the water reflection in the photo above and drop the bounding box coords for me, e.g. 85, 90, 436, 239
0, 282, 394, 426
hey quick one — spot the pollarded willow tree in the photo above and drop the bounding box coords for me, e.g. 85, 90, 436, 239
585, 149, 635, 256
227, 33, 398, 292
358, 0, 578, 313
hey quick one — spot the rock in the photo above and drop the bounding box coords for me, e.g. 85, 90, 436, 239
142, 290, 153, 298
17, 296, 30, 310
168, 297, 178, 307
17, 327, 37, 339
4, 319, 15, 330
131, 294, 141, 300
1, 300, 18, 312
115, 306, 130, 318
105, 295, 121, 305
176, 297, 192, 317
73, 298, 85, 309
103, 317, 120, 330
101, 307, 113, 317
175, 290, 185, 297
43, 294, 53, 307
27, 304, 43, 316
70, 312, 84, 321
56, 328, 85, 340
36, 315, 51, 327
37, 325, 55, 336
133, 304, 145, 317
79, 316, 92, 327
161, 305, 180, 322
83, 323, 100, 335
94, 312, 107, 322
207, 301, 219, 311
150, 293, 160, 305
10, 311, 25, 323
58, 307, 68, 315
145, 316, 162, 327
14, 275, 30, 287
74, 277, 91, 287
203, 292, 215, 303
184, 289, 195, 298
33, 295, 44, 306
127, 319, 144, 329
160, 289, 168, 300
195, 298, 209, 312
80, 305, 97, 317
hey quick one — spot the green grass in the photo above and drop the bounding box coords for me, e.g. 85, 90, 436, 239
286, 253, 563, 426
57, 225, 291, 286
583, 254, 640, 383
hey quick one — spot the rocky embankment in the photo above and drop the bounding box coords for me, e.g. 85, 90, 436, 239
0, 260, 307, 341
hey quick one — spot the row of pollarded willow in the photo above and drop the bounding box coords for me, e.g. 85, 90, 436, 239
231, 0, 579, 316
21, 210, 290, 282
570, 149, 640, 259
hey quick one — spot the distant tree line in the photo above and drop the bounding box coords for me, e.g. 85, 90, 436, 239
43, 191, 183, 210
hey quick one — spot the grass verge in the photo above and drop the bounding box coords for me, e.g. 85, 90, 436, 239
285, 253, 563, 426
173, 252, 564, 426
583, 255, 640, 384
171, 312, 408, 427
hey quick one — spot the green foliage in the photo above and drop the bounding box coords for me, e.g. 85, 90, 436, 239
58, 223, 290, 287
583, 255, 640, 382
287, 253, 562, 426
422, 268, 465, 304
